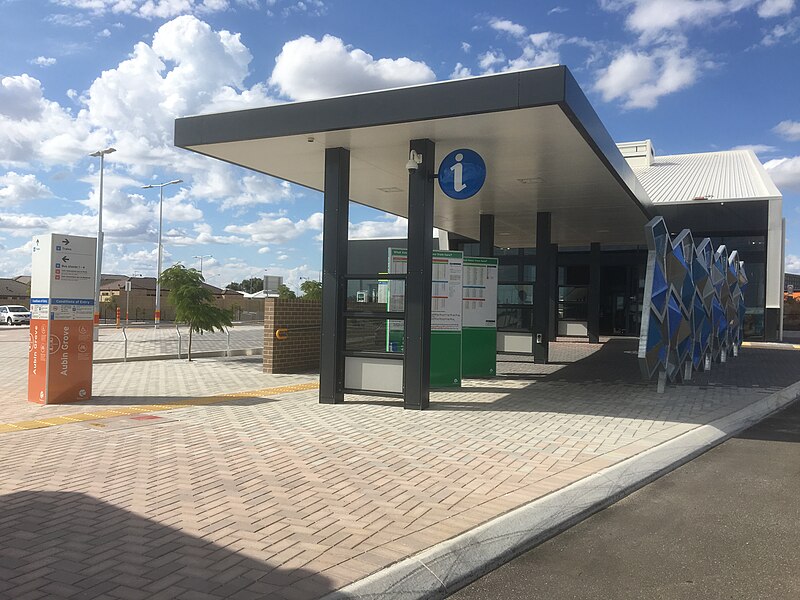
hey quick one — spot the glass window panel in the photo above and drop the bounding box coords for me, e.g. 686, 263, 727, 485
498, 284, 533, 305
558, 286, 588, 303
494, 247, 520, 256
498, 265, 519, 281
346, 317, 404, 353
497, 307, 534, 331
558, 303, 588, 320
558, 265, 590, 285
346, 278, 402, 310
522, 264, 536, 282
462, 242, 480, 257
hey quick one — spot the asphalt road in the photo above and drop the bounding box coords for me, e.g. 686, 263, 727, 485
452, 399, 800, 600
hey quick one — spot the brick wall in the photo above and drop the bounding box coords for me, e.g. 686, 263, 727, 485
263, 299, 322, 373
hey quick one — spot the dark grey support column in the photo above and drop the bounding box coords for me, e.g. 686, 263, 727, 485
549, 243, 558, 342
403, 139, 435, 410
479, 214, 495, 257
319, 148, 349, 404
534, 212, 552, 363
588, 242, 601, 343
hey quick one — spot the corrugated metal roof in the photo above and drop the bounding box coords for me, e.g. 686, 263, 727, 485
631, 149, 781, 205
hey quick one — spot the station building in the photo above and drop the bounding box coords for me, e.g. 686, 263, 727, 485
175, 65, 785, 408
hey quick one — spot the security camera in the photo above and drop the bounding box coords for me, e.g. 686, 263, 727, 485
406, 150, 422, 174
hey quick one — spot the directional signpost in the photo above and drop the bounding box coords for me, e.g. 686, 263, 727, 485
28, 234, 97, 404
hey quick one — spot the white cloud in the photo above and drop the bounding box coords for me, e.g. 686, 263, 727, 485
729, 144, 778, 154
348, 216, 408, 239
449, 63, 473, 79
764, 156, 800, 192
761, 15, 800, 44
489, 17, 527, 38
223, 212, 323, 245
786, 254, 800, 273
601, 0, 795, 40
758, 0, 795, 18
51, 0, 235, 19
548, 6, 569, 14
30, 56, 57, 67
478, 49, 506, 72
269, 34, 435, 101
773, 120, 800, 141
461, 41, 471, 53
0, 172, 53, 207
277, 254, 289, 260
218, 176, 294, 211
594, 47, 700, 109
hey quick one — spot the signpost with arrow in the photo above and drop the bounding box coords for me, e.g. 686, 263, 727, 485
28, 233, 97, 404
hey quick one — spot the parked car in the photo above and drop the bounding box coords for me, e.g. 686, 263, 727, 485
0, 305, 31, 325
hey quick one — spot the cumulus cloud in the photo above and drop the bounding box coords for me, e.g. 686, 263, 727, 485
774, 120, 800, 141
223, 212, 324, 245
763, 156, 800, 192
758, 0, 795, 18
30, 56, 57, 67
786, 254, 800, 273
489, 17, 527, 38
594, 47, 701, 109
601, 1, 794, 41
0, 172, 54, 207
348, 216, 408, 239
269, 34, 435, 101
729, 144, 778, 154
761, 15, 800, 44
51, 0, 236, 19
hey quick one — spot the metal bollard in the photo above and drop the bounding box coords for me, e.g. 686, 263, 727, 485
176, 325, 182, 359
122, 327, 128, 362
226, 329, 231, 357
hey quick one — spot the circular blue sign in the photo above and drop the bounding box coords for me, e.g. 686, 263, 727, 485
438, 149, 486, 200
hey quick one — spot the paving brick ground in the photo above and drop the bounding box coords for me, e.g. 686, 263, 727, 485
1, 336, 799, 599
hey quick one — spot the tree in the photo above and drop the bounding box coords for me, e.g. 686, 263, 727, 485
277, 284, 296, 299
226, 281, 242, 291
160, 264, 233, 361
241, 277, 264, 294
300, 279, 322, 301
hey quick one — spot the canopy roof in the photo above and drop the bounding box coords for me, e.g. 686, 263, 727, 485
175, 66, 654, 248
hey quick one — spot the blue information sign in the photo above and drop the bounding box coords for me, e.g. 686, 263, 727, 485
438, 149, 486, 200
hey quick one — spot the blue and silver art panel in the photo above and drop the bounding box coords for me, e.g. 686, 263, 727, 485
638, 217, 747, 387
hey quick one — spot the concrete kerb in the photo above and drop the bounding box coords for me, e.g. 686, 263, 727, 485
323, 378, 800, 600
93, 347, 262, 363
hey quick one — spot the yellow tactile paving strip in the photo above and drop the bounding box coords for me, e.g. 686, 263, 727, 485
741, 341, 800, 350
0, 382, 319, 435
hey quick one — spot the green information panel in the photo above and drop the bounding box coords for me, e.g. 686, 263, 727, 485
388, 248, 463, 387
462, 256, 498, 378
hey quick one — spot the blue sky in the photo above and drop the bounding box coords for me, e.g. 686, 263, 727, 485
1, 0, 799, 290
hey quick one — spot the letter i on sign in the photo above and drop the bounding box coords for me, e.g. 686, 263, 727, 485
451, 153, 466, 192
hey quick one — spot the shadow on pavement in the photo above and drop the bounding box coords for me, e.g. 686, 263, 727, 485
0, 491, 334, 600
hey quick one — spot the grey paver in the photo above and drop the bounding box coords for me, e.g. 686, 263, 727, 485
0, 335, 798, 599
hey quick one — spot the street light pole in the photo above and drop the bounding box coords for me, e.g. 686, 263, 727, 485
142, 179, 182, 328
89, 147, 116, 342
193, 254, 213, 276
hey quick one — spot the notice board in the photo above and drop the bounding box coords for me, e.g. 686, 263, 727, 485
387, 248, 463, 387
28, 233, 96, 404
462, 256, 498, 377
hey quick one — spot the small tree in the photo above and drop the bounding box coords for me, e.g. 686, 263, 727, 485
277, 284, 296, 299
160, 264, 233, 361
300, 279, 322, 301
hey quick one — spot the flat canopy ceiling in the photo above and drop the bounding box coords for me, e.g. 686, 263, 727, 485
175, 66, 653, 248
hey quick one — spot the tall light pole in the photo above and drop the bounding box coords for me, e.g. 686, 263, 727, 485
142, 179, 182, 328
126, 271, 142, 326
193, 254, 213, 276
89, 147, 116, 342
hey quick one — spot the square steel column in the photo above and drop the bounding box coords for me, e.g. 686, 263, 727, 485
479, 213, 495, 257
588, 242, 601, 343
403, 139, 435, 410
534, 212, 552, 363
319, 147, 350, 404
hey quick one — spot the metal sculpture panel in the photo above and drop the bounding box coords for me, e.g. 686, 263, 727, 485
638, 217, 747, 390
